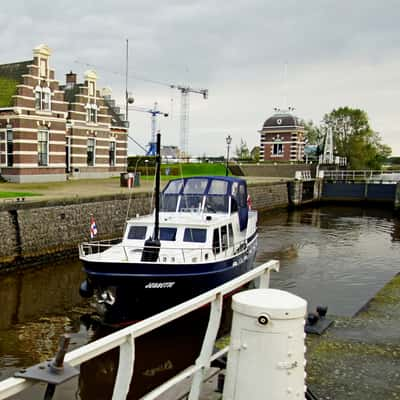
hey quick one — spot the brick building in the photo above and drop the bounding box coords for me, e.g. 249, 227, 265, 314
259, 109, 305, 162
0, 44, 128, 182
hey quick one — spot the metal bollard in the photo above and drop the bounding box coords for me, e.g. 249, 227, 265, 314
223, 289, 307, 400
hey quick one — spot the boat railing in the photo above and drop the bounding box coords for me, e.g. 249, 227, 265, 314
79, 237, 256, 264
0, 260, 279, 400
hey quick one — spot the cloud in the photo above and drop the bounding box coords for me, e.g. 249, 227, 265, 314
2, 0, 400, 155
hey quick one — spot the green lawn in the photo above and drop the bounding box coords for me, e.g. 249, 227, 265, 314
178, 163, 229, 176
0, 191, 41, 199
140, 163, 230, 180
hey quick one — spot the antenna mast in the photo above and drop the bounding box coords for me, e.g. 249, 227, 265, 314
125, 39, 129, 121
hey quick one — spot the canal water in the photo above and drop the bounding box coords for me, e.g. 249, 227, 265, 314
0, 205, 399, 399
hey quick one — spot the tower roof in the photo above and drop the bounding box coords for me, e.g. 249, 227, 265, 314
262, 110, 303, 130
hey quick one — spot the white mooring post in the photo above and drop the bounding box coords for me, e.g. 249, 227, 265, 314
223, 289, 307, 400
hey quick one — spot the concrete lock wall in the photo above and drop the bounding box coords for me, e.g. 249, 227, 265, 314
0, 182, 290, 267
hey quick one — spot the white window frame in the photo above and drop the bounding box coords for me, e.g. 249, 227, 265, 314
6, 127, 13, 167
109, 139, 116, 167
86, 103, 98, 123
37, 128, 49, 166
87, 137, 96, 166
34, 86, 51, 112
272, 142, 283, 155
40, 59, 47, 78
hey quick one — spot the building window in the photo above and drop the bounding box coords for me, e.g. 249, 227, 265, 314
86, 103, 97, 123
34, 86, 51, 111
109, 141, 116, 166
6, 128, 13, 167
40, 59, 47, 78
89, 81, 95, 97
273, 143, 283, 155
87, 138, 95, 166
38, 129, 49, 166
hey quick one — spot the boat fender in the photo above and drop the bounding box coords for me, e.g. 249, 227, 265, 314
79, 280, 94, 298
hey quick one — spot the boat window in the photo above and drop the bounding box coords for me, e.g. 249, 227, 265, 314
183, 179, 208, 194
164, 179, 183, 194
228, 223, 234, 247
208, 180, 228, 195
127, 226, 147, 240
183, 228, 207, 243
212, 228, 220, 254
221, 225, 228, 251
204, 195, 228, 213
160, 227, 177, 241
231, 197, 238, 213
160, 194, 178, 212
238, 184, 246, 207
179, 195, 203, 212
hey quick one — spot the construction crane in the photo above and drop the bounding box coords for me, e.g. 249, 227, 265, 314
74, 57, 208, 157
169, 85, 208, 158
129, 102, 168, 156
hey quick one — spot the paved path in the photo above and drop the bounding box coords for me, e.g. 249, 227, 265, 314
306, 273, 400, 399
0, 176, 282, 202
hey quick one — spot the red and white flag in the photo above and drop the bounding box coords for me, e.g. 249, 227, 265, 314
247, 194, 252, 210
90, 215, 98, 239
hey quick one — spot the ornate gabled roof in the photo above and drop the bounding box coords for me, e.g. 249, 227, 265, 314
262, 110, 303, 130
0, 60, 31, 107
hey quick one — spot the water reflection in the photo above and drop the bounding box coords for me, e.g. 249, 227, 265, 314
258, 206, 400, 316
78, 306, 225, 400
0, 260, 86, 331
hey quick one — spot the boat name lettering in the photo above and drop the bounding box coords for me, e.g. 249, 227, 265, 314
145, 282, 175, 289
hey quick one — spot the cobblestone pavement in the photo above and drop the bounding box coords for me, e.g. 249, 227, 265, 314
306, 273, 400, 400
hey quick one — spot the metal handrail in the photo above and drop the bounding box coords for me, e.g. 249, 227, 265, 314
79, 237, 254, 263
0, 260, 279, 400
321, 170, 400, 182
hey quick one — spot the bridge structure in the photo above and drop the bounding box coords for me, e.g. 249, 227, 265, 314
289, 170, 400, 211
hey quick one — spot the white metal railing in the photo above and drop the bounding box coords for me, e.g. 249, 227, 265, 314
0, 260, 279, 400
320, 170, 400, 182
294, 170, 313, 181
79, 238, 251, 264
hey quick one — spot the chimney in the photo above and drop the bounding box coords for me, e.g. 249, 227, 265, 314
66, 71, 77, 88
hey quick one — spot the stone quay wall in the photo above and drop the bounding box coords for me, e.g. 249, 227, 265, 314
0, 192, 152, 267
247, 181, 289, 211
0, 181, 290, 267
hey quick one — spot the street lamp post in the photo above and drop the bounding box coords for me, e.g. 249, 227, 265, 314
225, 135, 232, 176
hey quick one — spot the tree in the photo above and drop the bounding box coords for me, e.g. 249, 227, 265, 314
323, 107, 391, 169
235, 139, 250, 160
302, 119, 323, 145
250, 146, 260, 162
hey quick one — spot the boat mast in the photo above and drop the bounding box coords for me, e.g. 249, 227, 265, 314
154, 131, 161, 240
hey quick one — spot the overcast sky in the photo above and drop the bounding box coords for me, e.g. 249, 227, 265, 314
2, 0, 400, 156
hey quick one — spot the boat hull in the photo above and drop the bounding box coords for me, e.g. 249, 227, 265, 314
81, 237, 257, 324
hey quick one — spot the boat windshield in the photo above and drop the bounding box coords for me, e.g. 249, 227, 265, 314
179, 195, 203, 212
160, 177, 236, 213
160, 194, 179, 212
204, 195, 229, 213
183, 178, 208, 194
